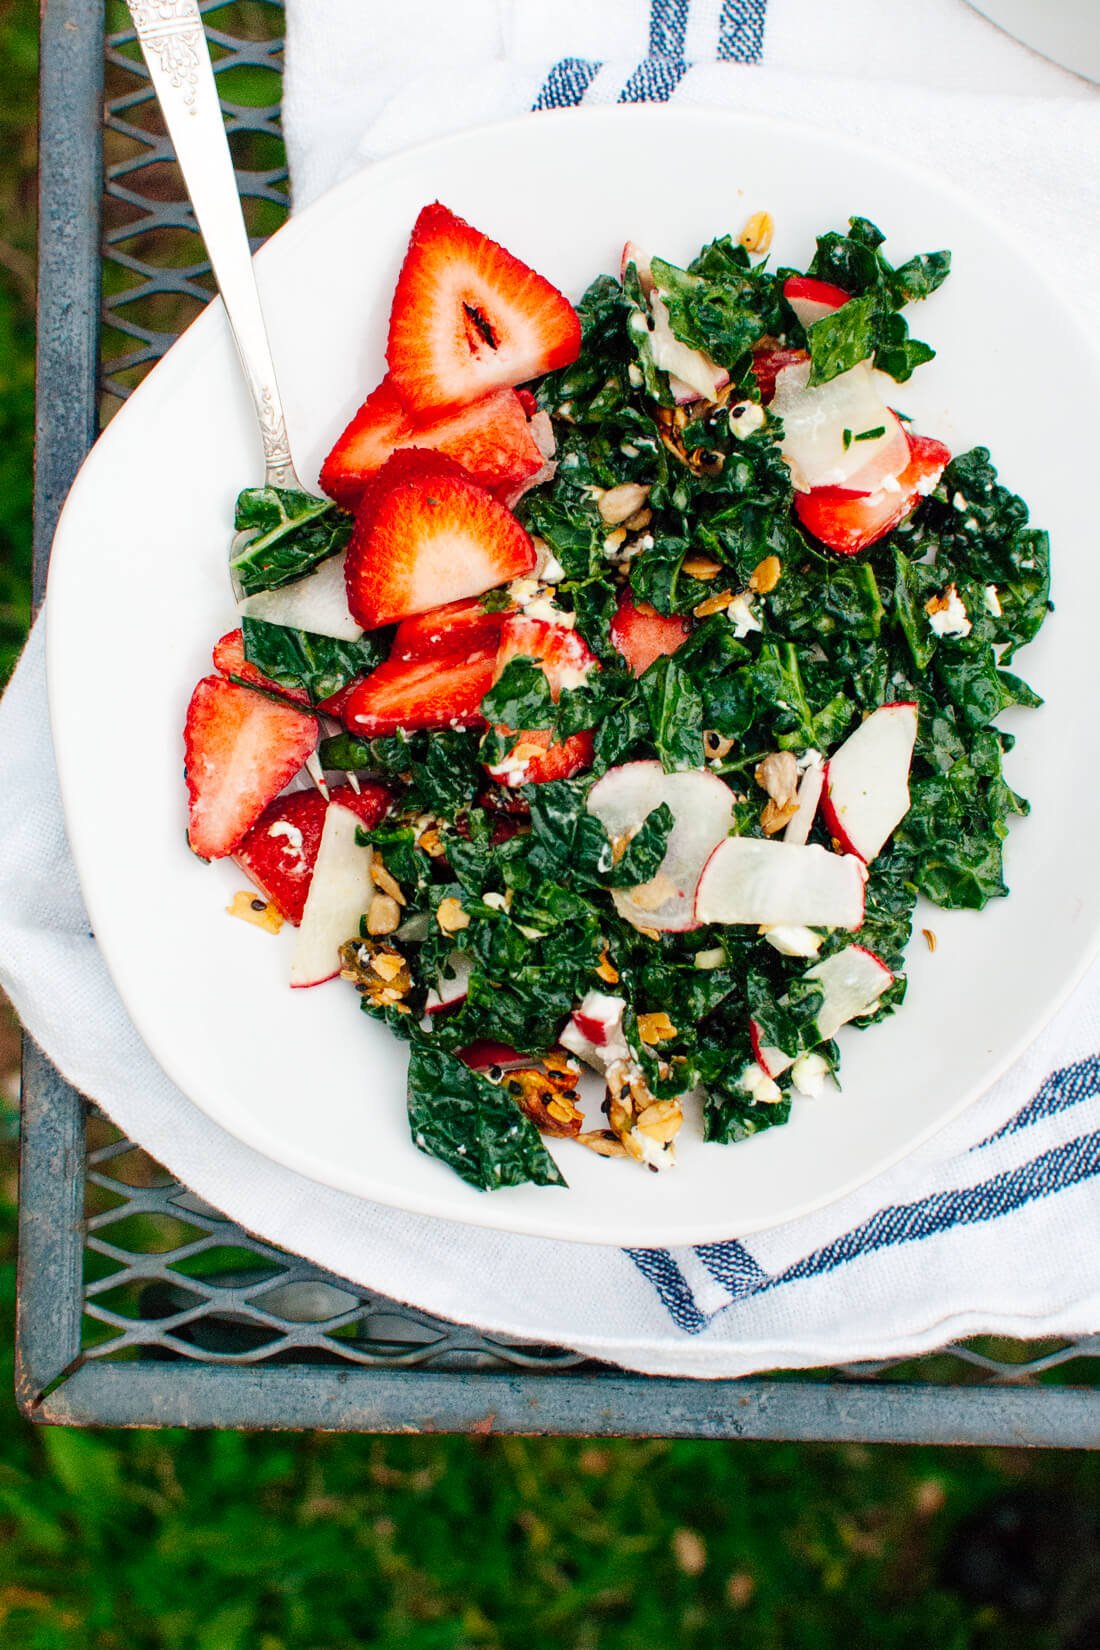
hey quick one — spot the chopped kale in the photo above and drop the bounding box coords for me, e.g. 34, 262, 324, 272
230, 486, 352, 595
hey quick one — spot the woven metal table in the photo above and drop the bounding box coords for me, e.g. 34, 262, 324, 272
17, 0, 1100, 1442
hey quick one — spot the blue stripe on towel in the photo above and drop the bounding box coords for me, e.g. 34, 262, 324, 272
974, 1055, 1100, 1148
718, 0, 768, 61
532, 57, 603, 111
630, 1129, 1100, 1332
648, 0, 691, 59
618, 55, 690, 103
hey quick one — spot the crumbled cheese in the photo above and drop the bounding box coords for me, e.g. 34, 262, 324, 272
913, 471, 939, 497
879, 472, 902, 495
631, 1128, 675, 1171
926, 583, 971, 638
791, 1051, 831, 1098
727, 593, 762, 639
694, 946, 727, 970
508, 576, 540, 604
739, 1061, 782, 1103
983, 584, 1002, 618
523, 596, 575, 628
541, 554, 566, 583
481, 891, 508, 912
561, 452, 580, 469
952, 491, 968, 511
627, 363, 643, 388
728, 401, 766, 439
759, 924, 822, 958
620, 441, 639, 458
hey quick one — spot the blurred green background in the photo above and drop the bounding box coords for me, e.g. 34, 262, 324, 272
3, 4, 1100, 1646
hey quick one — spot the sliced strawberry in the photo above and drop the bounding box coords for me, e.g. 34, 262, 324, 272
784, 276, 851, 329
320, 378, 544, 511
609, 590, 691, 677
212, 629, 310, 707
184, 676, 318, 860
232, 783, 390, 924
392, 596, 510, 662
341, 647, 497, 736
386, 202, 581, 414
794, 431, 951, 556
345, 449, 535, 630
486, 614, 598, 788
751, 345, 809, 404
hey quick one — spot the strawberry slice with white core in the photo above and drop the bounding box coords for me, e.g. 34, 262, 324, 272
485, 614, 599, 787
290, 803, 375, 988
320, 378, 545, 511
770, 359, 910, 493
609, 589, 691, 677
343, 646, 496, 736
386, 203, 581, 414
344, 449, 536, 630
820, 702, 918, 862
560, 991, 630, 1071
425, 951, 472, 1014
694, 838, 865, 930
783, 757, 824, 847
232, 783, 390, 924
783, 275, 851, 330
586, 762, 734, 934
184, 676, 318, 861
238, 552, 363, 644
392, 596, 509, 662
795, 432, 951, 556
212, 629, 310, 706
804, 944, 894, 1039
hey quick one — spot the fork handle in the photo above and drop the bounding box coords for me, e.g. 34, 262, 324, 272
125, 0, 301, 490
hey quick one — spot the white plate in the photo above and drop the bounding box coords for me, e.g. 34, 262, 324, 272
46, 108, 1100, 1247
965, 0, 1100, 83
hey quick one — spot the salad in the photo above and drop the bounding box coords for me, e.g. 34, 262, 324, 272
181, 202, 1050, 1191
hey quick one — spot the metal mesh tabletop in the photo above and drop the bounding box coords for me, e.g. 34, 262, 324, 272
18, 0, 1100, 1441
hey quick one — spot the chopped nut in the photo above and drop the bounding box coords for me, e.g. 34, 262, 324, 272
370, 949, 405, 981
603, 527, 628, 553
637, 925, 661, 942
923, 928, 938, 953
636, 1099, 683, 1145
749, 555, 782, 594
610, 826, 638, 865
682, 555, 722, 580
637, 1011, 677, 1045
371, 859, 406, 905
760, 797, 800, 835
226, 890, 283, 934
366, 895, 401, 936
542, 1050, 581, 1079
577, 1130, 629, 1159
740, 209, 774, 254
595, 946, 620, 985
505, 1065, 584, 1137
436, 896, 470, 934
597, 481, 651, 525
511, 739, 550, 764
694, 588, 734, 618
628, 871, 677, 912
754, 750, 799, 807
704, 729, 734, 760
623, 506, 653, 532
417, 826, 445, 858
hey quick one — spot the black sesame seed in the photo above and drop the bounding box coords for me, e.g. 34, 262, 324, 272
250, 899, 266, 913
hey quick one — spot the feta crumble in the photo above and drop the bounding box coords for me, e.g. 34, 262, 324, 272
925, 583, 971, 638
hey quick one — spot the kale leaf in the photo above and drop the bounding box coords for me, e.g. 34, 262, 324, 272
406, 1045, 565, 1190
240, 617, 387, 704
230, 487, 352, 595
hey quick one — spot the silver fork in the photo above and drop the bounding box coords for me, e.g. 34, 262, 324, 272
125, 0, 310, 579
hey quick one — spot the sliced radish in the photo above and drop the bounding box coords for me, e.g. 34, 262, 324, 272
694, 838, 865, 929
669, 367, 730, 406
527, 409, 557, 461
586, 762, 734, 934
645, 292, 728, 404
783, 758, 824, 847
804, 944, 894, 1039
749, 1018, 793, 1079
289, 802, 374, 987
620, 241, 654, 294
783, 275, 851, 329
560, 991, 630, 1070
458, 1039, 528, 1071
770, 360, 910, 493
820, 702, 917, 862
239, 552, 363, 643
424, 951, 472, 1014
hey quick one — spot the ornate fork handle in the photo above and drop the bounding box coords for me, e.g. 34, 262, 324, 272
126, 0, 301, 490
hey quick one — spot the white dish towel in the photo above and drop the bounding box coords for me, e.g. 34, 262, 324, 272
3, 0, 1099, 1377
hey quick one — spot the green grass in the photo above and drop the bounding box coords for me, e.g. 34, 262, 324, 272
4, 5, 1100, 1646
